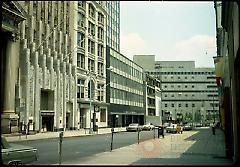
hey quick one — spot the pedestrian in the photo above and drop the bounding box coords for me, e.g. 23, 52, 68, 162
212, 122, 215, 135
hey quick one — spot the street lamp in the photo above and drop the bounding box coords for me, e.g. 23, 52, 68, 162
88, 73, 94, 134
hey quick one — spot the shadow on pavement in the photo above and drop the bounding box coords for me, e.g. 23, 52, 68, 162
131, 128, 234, 166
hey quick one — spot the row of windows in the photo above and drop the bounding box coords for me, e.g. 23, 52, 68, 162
163, 85, 195, 88
148, 71, 215, 75
110, 56, 143, 80
110, 49, 142, 71
164, 103, 218, 108
110, 88, 143, 104
163, 94, 218, 98
110, 73, 143, 92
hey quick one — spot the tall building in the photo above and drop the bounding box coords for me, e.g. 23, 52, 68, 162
14, 1, 77, 133
106, 46, 144, 127
214, 1, 240, 163
134, 55, 219, 125
71, 1, 108, 130
105, 1, 120, 52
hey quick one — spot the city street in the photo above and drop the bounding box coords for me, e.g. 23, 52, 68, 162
12, 130, 159, 165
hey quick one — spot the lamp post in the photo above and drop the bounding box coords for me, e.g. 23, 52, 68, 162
88, 74, 94, 134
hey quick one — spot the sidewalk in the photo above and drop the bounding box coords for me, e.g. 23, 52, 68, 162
61, 127, 233, 166
3, 127, 126, 142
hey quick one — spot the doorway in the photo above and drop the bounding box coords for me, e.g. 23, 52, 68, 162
42, 115, 54, 132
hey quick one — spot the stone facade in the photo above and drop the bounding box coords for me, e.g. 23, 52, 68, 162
16, 1, 77, 132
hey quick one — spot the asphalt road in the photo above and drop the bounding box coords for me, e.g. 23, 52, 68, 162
13, 129, 165, 165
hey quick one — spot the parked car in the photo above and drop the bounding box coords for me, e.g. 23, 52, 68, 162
183, 124, 193, 131
166, 124, 177, 133
126, 123, 142, 132
142, 123, 155, 131
1, 136, 38, 165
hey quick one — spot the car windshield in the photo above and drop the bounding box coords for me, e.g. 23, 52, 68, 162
129, 124, 138, 126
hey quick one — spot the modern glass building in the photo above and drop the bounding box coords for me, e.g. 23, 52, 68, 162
105, 1, 120, 52
106, 46, 144, 127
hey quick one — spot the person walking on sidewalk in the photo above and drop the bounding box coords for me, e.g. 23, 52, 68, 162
212, 122, 216, 135
158, 125, 164, 138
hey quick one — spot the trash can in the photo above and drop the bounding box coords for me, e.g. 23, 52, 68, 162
93, 125, 98, 132
158, 126, 164, 138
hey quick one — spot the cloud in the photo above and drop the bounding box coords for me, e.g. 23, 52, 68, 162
173, 35, 217, 67
120, 33, 216, 68
120, 33, 152, 60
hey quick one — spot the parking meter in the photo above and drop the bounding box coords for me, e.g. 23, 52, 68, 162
110, 127, 114, 151
59, 131, 64, 164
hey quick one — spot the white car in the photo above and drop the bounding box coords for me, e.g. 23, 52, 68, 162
166, 124, 177, 133
126, 123, 142, 132
142, 123, 155, 131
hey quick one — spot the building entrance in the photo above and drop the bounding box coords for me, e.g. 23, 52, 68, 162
42, 115, 54, 132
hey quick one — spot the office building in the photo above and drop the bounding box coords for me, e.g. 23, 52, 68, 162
106, 46, 144, 127
72, 1, 108, 130
105, 1, 120, 51
134, 55, 219, 125
12, 1, 78, 133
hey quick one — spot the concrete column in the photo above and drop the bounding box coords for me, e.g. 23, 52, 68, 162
2, 33, 20, 133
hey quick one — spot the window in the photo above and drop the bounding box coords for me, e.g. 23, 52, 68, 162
178, 103, 181, 107
178, 76, 180, 79
186, 103, 188, 107
100, 109, 106, 122
185, 85, 188, 88
192, 85, 195, 88
98, 62, 104, 76
77, 79, 85, 98
78, 12, 85, 28
97, 84, 104, 101
88, 39, 95, 54
98, 44, 104, 57
165, 104, 168, 107
77, 53, 85, 69
98, 27, 104, 40
171, 103, 174, 107
192, 103, 195, 107
88, 59, 94, 72
88, 4, 95, 19
77, 32, 85, 48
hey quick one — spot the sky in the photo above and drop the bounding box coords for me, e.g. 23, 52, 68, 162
120, 1, 217, 68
